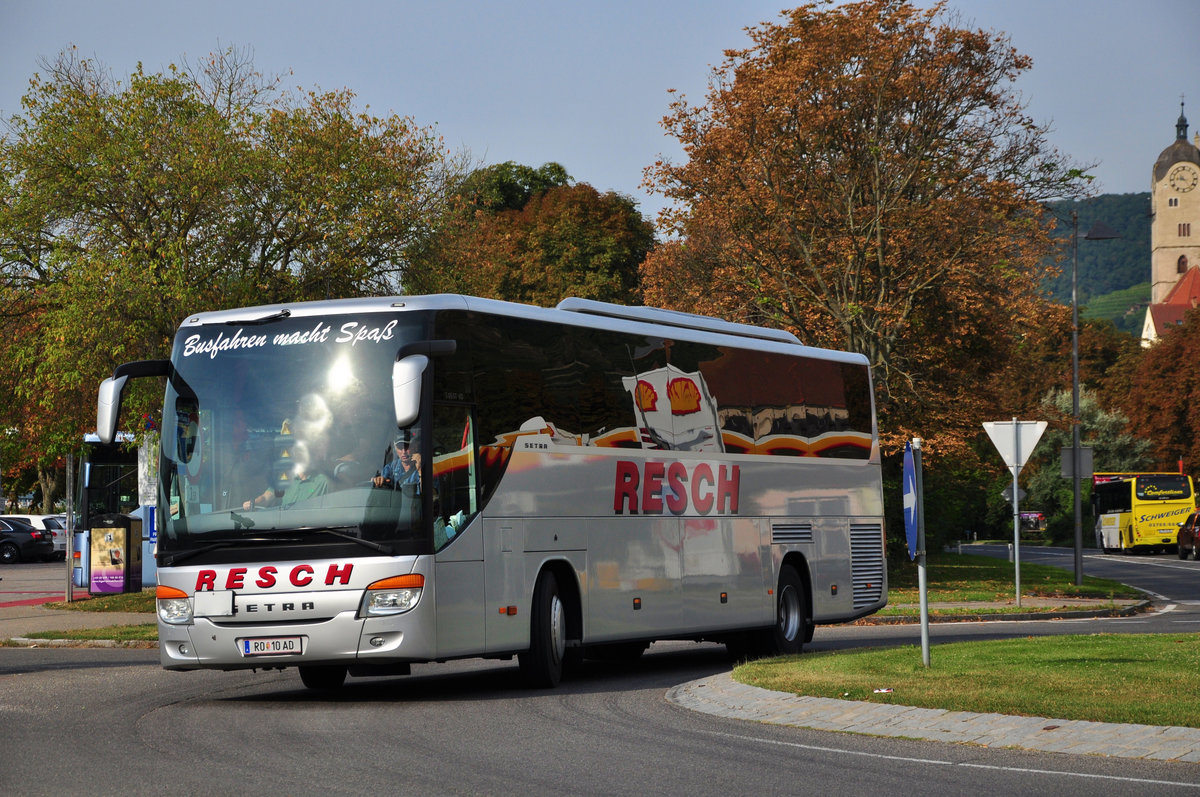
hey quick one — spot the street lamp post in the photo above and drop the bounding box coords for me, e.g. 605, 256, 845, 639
1071, 210, 1119, 585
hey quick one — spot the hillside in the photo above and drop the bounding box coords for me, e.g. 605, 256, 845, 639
1042, 193, 1151, 335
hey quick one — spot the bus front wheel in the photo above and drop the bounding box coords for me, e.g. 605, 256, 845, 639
520, 570, 566, 688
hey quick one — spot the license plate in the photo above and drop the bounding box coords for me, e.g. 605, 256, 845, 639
239, 636, 302, 657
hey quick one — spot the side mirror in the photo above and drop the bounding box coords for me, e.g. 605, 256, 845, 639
96, 375, 129, 445
392, 354, 429, 428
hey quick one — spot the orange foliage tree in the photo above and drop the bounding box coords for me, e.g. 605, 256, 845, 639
642, 0, 1090, 455
1120, 308, 1200, 475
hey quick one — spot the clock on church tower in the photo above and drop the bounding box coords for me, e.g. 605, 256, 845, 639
1169, 163, 1199, 193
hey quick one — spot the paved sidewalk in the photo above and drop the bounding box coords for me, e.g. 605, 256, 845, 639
667, 672, 1200, 762
0, 603, 155, 646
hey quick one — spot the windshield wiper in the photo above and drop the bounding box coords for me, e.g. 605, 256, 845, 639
225, 308, 291, 325
161, 526, 394, 567
257, 526, 394, 554
161, 536, 303, 567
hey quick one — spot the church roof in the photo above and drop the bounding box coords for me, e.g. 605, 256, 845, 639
1161, 266, 1200, 307
1155, 103, 1200, 181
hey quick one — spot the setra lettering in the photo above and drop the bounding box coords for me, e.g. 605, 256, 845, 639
614, 460, 739, 516
243, 601, 315, 613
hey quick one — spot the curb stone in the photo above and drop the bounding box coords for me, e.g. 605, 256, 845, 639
856, 600, 1151, 624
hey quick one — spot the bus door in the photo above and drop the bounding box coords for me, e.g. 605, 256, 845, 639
431, 404, 485, 657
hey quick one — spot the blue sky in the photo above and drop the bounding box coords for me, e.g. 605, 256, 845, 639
3, 1, 1198, 223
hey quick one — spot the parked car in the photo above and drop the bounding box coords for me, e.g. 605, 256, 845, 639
1178, 509, 1200, 560
0, 517, 55, 564
0, 514, 67, 560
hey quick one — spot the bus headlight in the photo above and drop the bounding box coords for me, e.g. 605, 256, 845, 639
156, 585, 193, 625
360, 574, 425, 617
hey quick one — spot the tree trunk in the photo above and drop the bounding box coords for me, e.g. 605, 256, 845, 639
36, 464, 63, 514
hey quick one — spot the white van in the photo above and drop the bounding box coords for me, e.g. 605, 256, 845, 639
0, 515, 67, 560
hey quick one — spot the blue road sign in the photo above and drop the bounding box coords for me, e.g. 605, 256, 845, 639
903, 441, 918, 561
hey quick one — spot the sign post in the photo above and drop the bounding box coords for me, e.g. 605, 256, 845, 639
983, 419, 1047, 608
903, 439, 929, 667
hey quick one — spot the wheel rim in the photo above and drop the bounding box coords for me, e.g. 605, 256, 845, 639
549, 592, 566, 662
777, 584, 801, 642
0, 545, 16, 564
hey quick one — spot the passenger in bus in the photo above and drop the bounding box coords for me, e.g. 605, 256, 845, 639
243, 393, 334, 509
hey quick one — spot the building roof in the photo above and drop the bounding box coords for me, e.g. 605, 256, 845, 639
1162, 265, 1200, 306
1154, 102, 1200, 182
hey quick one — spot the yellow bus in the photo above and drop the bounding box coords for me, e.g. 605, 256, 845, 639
1093, 472, 1196, 554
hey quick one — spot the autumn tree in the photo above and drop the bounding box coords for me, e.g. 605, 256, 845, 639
1120, 307, 1200, 475
642, 0, 1089, 453
408, 162, 655, 306
0, 47, 463, 506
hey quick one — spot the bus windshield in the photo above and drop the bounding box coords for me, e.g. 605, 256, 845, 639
158, 312, 429, 558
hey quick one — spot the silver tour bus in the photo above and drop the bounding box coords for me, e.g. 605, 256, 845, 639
96, 295, 886, 689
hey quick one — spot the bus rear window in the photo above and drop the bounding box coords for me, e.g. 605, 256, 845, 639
1136, 475, 1191, 501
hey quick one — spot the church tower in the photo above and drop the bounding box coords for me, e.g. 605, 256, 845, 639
1150, 103, 1200, 304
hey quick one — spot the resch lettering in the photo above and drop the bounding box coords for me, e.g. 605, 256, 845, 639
194, 562, 354, 591
613, 460, 739, 515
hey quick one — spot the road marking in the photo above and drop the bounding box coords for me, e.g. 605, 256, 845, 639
0, 597, 59, 608
699, 729, 1200, 789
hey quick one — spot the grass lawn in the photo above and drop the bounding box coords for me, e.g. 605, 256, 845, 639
735, 634, 1200, 728
879, 550, 1141, 615
15, 624, 159, 644
45, 589, 156, 613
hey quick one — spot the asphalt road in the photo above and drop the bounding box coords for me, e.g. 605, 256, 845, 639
2, 550, 1200, 795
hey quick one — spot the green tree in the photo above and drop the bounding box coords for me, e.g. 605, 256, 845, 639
1019, 388, 1152, 544
409, 163, 654, 306
456, 161, 571, 213
0, 47, 462, 504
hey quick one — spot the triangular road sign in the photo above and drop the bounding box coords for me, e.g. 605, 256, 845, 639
983, 420, 1047, 472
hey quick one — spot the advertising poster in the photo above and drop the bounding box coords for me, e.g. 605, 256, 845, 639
89, 526, 127, 594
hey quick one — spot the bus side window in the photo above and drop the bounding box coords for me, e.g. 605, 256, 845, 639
431, 405, 478, 550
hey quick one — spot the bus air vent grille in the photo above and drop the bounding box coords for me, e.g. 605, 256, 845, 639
849, 523, 885, 609
772, 523, 814, 545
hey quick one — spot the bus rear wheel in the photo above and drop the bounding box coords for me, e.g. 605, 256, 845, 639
519, 570, 566, 688
730, 564, 808, 660
299, 665, 347, 691
769, 564, 806, 656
